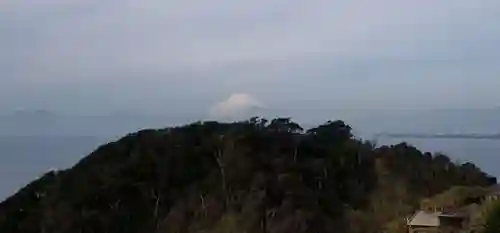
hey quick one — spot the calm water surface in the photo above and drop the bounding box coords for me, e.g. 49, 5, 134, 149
1, 133, 499, 200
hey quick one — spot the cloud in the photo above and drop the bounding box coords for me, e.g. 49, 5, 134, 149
210, 93, 264, 120
1, 0, 500, 113
4, 0, 499, 77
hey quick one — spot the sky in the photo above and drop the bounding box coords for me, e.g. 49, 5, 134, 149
2, 0, 500, 119
2, 1, 500, 199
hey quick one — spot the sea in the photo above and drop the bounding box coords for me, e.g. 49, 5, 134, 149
0, 111, 499, 200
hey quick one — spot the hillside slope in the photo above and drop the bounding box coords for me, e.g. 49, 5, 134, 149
0, 118, 496, 233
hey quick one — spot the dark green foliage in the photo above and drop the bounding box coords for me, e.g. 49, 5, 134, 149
0, 117, 495, 233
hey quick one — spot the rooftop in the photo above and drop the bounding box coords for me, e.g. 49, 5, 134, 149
408, 211, 441, 227
408, 207, 474, 227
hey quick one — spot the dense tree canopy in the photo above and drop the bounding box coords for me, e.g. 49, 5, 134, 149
0, 117, 496, 233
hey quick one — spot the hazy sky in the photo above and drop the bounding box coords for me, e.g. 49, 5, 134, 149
2, 0, 500, 118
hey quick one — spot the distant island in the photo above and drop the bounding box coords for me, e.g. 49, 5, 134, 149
377, 133, 500, 140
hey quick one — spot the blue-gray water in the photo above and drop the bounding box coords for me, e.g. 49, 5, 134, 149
376, 137, 500, 179
0, 136, 108, 200
1, 135, 498, 201
1, 110, 500, 200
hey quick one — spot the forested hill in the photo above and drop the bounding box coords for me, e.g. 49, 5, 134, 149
0, 117, 496, 233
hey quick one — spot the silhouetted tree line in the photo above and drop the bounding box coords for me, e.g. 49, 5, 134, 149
0, 117, 496, 233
